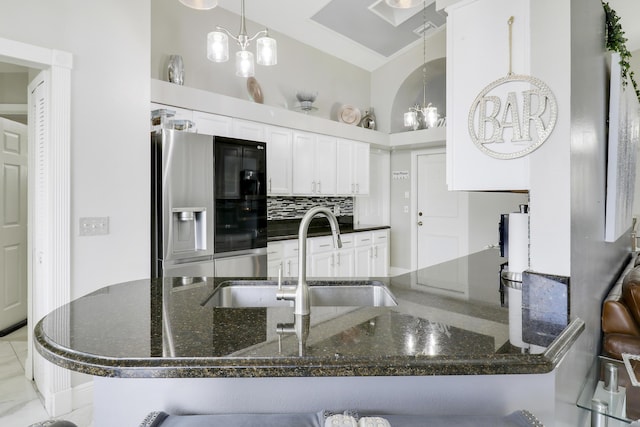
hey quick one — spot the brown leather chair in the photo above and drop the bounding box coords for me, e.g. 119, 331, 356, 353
602, 266, 640, 359
602, 262, 640, 420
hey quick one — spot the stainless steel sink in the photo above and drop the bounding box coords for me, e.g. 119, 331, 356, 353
202, 280, 397, 308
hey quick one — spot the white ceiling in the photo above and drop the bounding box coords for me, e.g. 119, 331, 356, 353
217, 0, 640, 72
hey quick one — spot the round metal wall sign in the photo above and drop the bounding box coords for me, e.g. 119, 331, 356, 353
468, 74, 558, 160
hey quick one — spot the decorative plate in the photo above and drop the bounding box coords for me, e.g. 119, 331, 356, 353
247, 77, 263, 104
338, 104, 361, 125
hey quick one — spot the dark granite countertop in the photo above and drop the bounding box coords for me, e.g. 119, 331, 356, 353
34, 249, 583, 379
268, 217, 390, 242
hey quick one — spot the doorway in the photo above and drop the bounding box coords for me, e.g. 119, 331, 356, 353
0, 37, 73, 416
0, 117, 28, 335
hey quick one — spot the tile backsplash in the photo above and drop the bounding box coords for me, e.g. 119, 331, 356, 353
268, 197, 353, 220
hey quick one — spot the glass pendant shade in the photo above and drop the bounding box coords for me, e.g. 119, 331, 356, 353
179, 0, 217, 10
236, 50, 255, 77
207, 31, 229, 62
256, 36, 277, 66
424, 105, 438, 128
385, 0, 422, 8
404, 111, 418, 130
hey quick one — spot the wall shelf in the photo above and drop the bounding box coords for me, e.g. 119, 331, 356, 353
152, 79, 448, 151
388, 127, 446, 150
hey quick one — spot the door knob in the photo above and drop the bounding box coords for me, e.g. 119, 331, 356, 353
417, 221, 423, 226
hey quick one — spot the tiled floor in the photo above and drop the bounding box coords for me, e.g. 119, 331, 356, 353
0, 326, 93, 427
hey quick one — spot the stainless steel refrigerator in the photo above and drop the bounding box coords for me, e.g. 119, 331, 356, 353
151, 129, 267, 278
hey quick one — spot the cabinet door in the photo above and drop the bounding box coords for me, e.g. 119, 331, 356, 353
282, 240, 300, 278
314, 135, 337, 195
292, 131, 316, 195
336, 139, 354, 195
446, 0, 529, 191
371, 230, 389, 276
266, 126, 293, 195
336, 139, 370, 196
233, 119, 266, 142
310, 251, 334, 278
267, 259, 283, 279
354, 245, 372, 277
371, 243, 389, 277
335, 248, 355, 277
193, 111, 233, 137
266, 242, 283, 278
353, 141, 370, 195
283, 257, 299, 278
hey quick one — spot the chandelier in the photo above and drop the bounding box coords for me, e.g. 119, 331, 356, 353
403, 0, 438, 131
206, 0, 277, 77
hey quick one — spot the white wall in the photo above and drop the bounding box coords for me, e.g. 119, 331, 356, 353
151, 0, 371, 124
0, 0, 151, 389
533, 0, 630, 424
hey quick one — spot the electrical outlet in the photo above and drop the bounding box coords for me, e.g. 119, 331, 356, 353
403, 206, 409, 214
79, 217, 109, 236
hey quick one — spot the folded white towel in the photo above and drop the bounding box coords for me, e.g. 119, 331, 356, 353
324, 414, 358, 427
358, 416, 391, 427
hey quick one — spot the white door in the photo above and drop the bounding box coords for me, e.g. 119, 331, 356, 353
0, 118, 28, 333
416, 152, 467, 269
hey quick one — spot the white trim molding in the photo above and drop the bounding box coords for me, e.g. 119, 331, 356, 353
0, 36, 73, 417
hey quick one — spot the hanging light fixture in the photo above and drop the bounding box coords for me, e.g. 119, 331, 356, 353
404, 0, 438, 130
179, 0, 218, 10
385, 0, 422, 8
207, 0, 277, 77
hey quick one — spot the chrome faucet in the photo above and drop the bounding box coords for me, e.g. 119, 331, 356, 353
276, 206, 342, 315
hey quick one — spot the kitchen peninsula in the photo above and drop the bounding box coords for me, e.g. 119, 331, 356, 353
35, 249, 582, 425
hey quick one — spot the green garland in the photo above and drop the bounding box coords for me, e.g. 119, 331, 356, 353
603, 1, 640, 101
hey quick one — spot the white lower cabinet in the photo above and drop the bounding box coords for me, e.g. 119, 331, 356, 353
309, 236, 337, 277
355, 230, 389, 277
334, 234, 355, 277
269, 230, 389, 279
267, 240, 299, 279
370, 230, 389, 277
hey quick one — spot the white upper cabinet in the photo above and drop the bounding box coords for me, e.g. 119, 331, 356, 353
192, 111, 233, 137
233, 119, 266, 141
266, 126, 293, 195
152, 103, 371, 197
446, 0, 530, 191
337, 138, 370, 196
292, 132, 337, 196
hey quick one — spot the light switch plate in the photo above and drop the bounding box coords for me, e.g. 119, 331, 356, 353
79, 217, 109, 236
